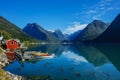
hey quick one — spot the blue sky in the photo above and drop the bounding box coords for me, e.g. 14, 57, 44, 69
0, 0, 120, 34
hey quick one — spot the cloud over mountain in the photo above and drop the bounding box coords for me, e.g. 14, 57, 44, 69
64, 22, 87, 34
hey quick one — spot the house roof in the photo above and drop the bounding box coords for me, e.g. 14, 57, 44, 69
7, 39, 20, 43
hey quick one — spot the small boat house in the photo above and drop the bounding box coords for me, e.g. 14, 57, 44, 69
6, 39, 20, 51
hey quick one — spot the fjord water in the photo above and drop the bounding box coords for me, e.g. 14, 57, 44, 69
4, 44, 120, 80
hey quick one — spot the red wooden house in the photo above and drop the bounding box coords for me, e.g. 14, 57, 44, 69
6, 39, 20, 51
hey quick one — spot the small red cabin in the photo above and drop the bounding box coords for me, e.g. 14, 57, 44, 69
6, 39, 20, 51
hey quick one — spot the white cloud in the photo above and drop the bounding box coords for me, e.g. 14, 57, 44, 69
92, 16, 100, 20
64, 22, 87, 34
85, 10, 97, 14
92, 6, 114, 20
47, 29, 55, 32
99, 0, 112, 7
75, 0, 118, 22
76, 0, 120, 23
107, 7, 114, 10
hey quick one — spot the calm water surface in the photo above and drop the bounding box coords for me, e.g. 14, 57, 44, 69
4, 44, 120, 80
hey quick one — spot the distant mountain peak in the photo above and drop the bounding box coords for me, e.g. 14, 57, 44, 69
54, 29, 64, 40
55, 29, 61, 32
26, 23, 39, 27
93, 20, 103, 22
54, 29, 63, 34
73, 20, 108, 41
23, 23, 60, 42
91, 13, 120, 43
91, 20, 106, 25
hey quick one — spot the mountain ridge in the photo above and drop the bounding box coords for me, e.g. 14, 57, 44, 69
91, 13, 120, 43
73, 20, 108, 42
0, 16, 34, 41
23, 23, 60, 42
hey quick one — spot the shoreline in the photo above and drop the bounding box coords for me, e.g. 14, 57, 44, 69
0, 51, 24, 80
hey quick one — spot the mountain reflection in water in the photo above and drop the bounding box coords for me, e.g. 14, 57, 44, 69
4, 44, 120, 80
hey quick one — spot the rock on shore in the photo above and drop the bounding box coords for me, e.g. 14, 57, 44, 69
0, 52, 24, 80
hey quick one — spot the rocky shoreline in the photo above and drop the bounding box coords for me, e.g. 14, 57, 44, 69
0, 52, 24, 80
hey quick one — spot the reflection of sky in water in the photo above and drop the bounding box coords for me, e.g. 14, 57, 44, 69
4, 45, 120, 80
62, 51, 88, 64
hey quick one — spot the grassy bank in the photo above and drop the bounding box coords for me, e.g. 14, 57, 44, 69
0, 69, 11, 80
